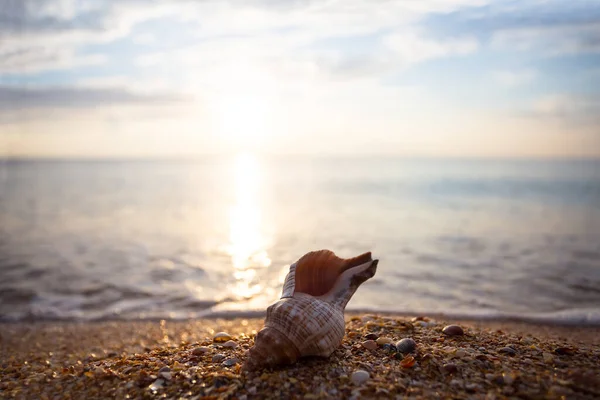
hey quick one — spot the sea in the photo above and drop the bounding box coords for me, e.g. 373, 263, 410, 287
1, 155, 599, 325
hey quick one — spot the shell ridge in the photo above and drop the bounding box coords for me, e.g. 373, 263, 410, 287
280, 263, 297, 298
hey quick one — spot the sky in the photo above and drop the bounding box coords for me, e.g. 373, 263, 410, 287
1, 0, 599, 158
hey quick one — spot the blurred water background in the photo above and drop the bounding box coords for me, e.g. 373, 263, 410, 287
1, 155, 599, 324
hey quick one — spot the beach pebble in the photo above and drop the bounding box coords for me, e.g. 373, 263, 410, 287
213, 332, 232, 343
382, 343, 396, 353
158, 366, 170, 373
222, 358, 239, 367
395, 338, 417, 354
465, 383, 481, 393
454, 349, 467, 358
400, 356, 416, 368
361, 315, 375, 323
149, 379, 164, 391
554, 347, 575, 356
521, 337, 534, 345
351, 370, 370, 385
192, 346, 210, 355
93, 367, 105, 376
443, 363, 458, 374
498, 347, 517, 356
160, 371, 172, 380
221, 340, 238, 348
376, 337, 393, 346
361, 340, 377, 350
211, 354, 226, 363
502, 372, 515, 385
542, 352, 554, 364
364, 333, 378, 341
442, 325, 464, 336
450, 379, 463, 388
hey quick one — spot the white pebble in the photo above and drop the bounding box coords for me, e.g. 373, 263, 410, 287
351, 370, 370, 385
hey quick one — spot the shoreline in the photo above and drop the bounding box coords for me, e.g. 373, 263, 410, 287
2, 315, 599, 399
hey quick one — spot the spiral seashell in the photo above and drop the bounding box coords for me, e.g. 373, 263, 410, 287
243, 250, 378, 371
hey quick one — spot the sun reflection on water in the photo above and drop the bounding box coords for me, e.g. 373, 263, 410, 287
226, 152, 271, 300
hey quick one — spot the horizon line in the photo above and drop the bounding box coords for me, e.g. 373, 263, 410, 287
1, 153, 599, 162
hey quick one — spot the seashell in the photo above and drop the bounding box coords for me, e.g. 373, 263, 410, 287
243, 249, 378, 371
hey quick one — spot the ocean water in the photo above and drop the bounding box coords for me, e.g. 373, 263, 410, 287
1, 155, 599, 324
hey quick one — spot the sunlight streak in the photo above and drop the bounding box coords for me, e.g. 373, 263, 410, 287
226, 152, 271, 299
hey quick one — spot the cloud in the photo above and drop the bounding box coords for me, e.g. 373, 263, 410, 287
491, 68, 536, 86
1, 0, 487, 77
0, 47, 106, 74
491, 23, 600, 56
423, 0, 600, 56
525, 94, 600, 126
385, 32, 478, 64
0, 84, 189, 111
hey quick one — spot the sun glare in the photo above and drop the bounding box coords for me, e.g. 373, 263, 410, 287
210, 62, 277, 150
225, 153, 271, 300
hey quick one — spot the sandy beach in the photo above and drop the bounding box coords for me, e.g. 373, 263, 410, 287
1, 315, 599, 399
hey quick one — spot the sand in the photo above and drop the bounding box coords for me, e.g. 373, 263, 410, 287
1, 315, 599, 399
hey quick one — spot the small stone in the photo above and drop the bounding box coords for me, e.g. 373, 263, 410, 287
400, 356, 416, 368
364, 333, 378, 340
554, 347, 575, 356
221, 340, 238, 348
454, 349, 467, 358
488, 374, 504, 385
192, 346, 210, 355
382, 343, 397, 353
376, 337, 393, 345
502, 372, 515, 385
450, 379, 463, 388
222, 358, 239, 367
498, 347, 517, 356
361, 340, 378, 350
395, 338, 417, 354
549, 385, 571, 396
465, 383, 481, 393
351, 370, 370, 385
160, 371, 172, 380
158, 366, 170, 373
211, 354, 226, 363
542, 352, 554, 364
213, 332, 232, 343
443, 363, 458, 374
442, 325, 464, 336
149, 379, 164, 391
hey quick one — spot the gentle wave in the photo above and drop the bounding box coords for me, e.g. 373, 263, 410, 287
2, 158, 600, 325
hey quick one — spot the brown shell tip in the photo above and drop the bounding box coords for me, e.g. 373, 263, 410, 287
294, 250, 375, 296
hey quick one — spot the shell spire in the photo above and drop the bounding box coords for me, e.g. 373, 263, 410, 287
243, 249, 378, 371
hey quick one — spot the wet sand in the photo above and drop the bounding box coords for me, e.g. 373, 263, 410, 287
1, 315, 599, 399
